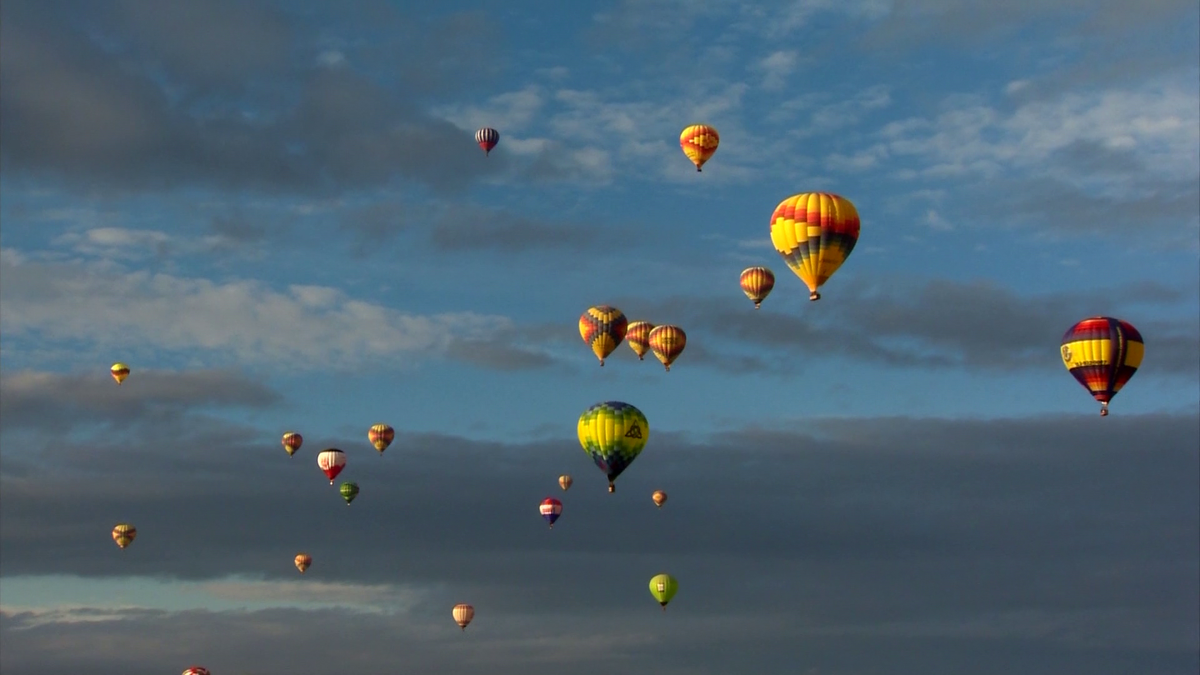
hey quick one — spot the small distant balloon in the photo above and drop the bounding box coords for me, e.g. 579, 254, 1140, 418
625, 321, 655, 361
317, 449, 346, 485
740, 267, 775, 309
648, 325, 686, 372
558, 474, 573, 491
475, 127, 499, 156
112, 523, 136, 549
294, 553, 312, 574
110, 363, 130, 385
680, 124, 719, 171
453, 603, 475, 631
182, 668, 211, 675
282, 432, 303, 457
368, 424, 394, 454
652, 490, 667, 508
340, 481, 359, 505
649, 573, 678, 610
540, 497, 563, 528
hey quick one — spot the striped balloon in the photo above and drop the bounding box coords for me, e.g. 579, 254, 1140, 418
452, 603, 475, 631
282, 431, 303, 457
625, 320, 655, 360
475, 127, 499, 155
769, 193, 860, 301
1060, 317, 1144, 416
652, 490, 667, 508
316, 448, 346, 485
680, 124, 719, 171
294, 553, 312, 574
739, 267, 775, 309
579, 305, 628, 366
110, 362, 130, 385
648, 325, 686, 372
112, 523, 137, 549
368, 424, 394, 454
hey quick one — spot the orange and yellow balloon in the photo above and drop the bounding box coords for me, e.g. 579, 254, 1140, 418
769, 193, 860, 301
453, 603, 475, 631
579, 305, 628, 366
1060, 317, 1144, 417
648, 325, 686, 372
625, 321, 655, 361
295, 553, 312, 574
282, 432, 303, 457
112, 523, 136, 549
110, 363, 130, 385
368, 424, 395, 454
652, 490, 667, 508
740, 267, 775, 309
680, 124, 719, 172
558, 474, 573, 491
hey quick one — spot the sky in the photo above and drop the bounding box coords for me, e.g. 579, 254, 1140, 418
1, 0, 1198, 673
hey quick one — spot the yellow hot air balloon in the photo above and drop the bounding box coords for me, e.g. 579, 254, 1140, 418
1061, 317, 1144, 416
652, 490, 667, 508
680, 124, 719, 171
647, 325, 686, 372
368, 424, 395, 454
578, 401, 649, 493
558, 474, 573, 491
740, 267, 775, 309
110, 363, 130, 385
452, 603, 475, 631
769, 193, 860, 301
294, 553, 312, 574
112, 523, 137, 549
579, 305, 628, 366
625, 321, 655, 361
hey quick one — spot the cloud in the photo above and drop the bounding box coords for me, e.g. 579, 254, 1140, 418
429, 205, 604, 253
754, 50, 800, 90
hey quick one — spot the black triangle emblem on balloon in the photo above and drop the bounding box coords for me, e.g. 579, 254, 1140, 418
624, 424, 642, 439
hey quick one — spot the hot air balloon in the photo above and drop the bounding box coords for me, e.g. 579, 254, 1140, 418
769, 192, 860, 301
368, 424, 394, 454
558, 474, 573, 491
452, 603, 475, 631
475, 127, 499, 156
740, 267, 775, 309
652, 490, 667, 508
294, 553, 312, 574
340, 481, 359, 505
1060, 317, 1144, 417
648, 325, 686, 372
649, 573, 678, 610
110, 363, 130, 385
625, 321, 655, 360
579, 305, 628, 366
182, 668, 210, 675
112, 523, 136, 549
680, 124, 719, 171
282, 432, 303, 457
540, 497, 563, 528
578, 401, 649, 493
317, 449, 346, 485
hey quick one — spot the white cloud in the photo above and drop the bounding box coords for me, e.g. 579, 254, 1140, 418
434, 85, 546, 134
754, 50, 800, 90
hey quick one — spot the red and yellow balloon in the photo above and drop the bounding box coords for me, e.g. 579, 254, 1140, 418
769, 193, 860, 301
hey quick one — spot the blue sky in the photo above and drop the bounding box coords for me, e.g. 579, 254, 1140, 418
1, 1, 1198, 674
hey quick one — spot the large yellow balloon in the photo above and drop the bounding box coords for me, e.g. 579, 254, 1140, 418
769, 193, 860, 301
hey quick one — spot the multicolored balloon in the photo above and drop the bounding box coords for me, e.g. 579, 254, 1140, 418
769, 192, 860, 301
680, 124, 719, 172
558, 474, 573, 491
282, 432, 303, 457
368, 424, 394, 454
649, 573, 678, 610
652, 490, 667, 508
1060, 317, 1144, 416
452, 603, 475, 631
475, 127, 499, 156
317, 449, 346, 485
540, 497, 563, 528
110, 362, 130, 385
112, 523, 136, 549
182, 668, 210, 675
579, 305, 628, 366
340, 481, 359, 505
577, 401, 649, 493
740, 267, 775, 309
648, 325, 686, 372
294, 553, 312, 574
625, 321, 655, 361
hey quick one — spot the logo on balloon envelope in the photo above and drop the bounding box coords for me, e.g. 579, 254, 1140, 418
1061, 345, 1072, 362
624, 424, 643, 439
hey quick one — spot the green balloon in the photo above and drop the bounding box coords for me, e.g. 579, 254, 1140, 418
339, 481, 359, 505
648, 573, 677, 610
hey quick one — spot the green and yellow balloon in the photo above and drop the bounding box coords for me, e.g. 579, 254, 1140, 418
649, 573, 678, 611
577, 401, 648, 493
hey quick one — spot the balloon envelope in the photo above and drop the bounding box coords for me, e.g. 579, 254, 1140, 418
649, 573, 678, 609
110, 363, 130, 385
577, 401, 649, 492
579, 306, 628, 365
769, 192, 860, 301
625, 321, 655, 360
680, 124, 719, 171
1061, 317, 1144, 416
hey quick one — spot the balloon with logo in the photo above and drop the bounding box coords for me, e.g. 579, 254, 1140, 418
558, 474, 573, 491
649, 573, 678, 611
452, 603, 475, 631
340, 481, 359, 505
577, 401, 649, 493
579, 305, 628, 366
110, 363, 130, 385
539, 497, 563, 528
368, 424, 394, 455
680, 124, 719, 171
769, 192, 860, 301
1060, 317, 1144, 416
294, 553, 312, 574
317, 449, 346, 485
740, 267, 775, 309
625, 320, 655, 361
475, 127, 499, 156
112, 523, 137, 549
282, 432, 303, 457
648, 325, 687, 372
